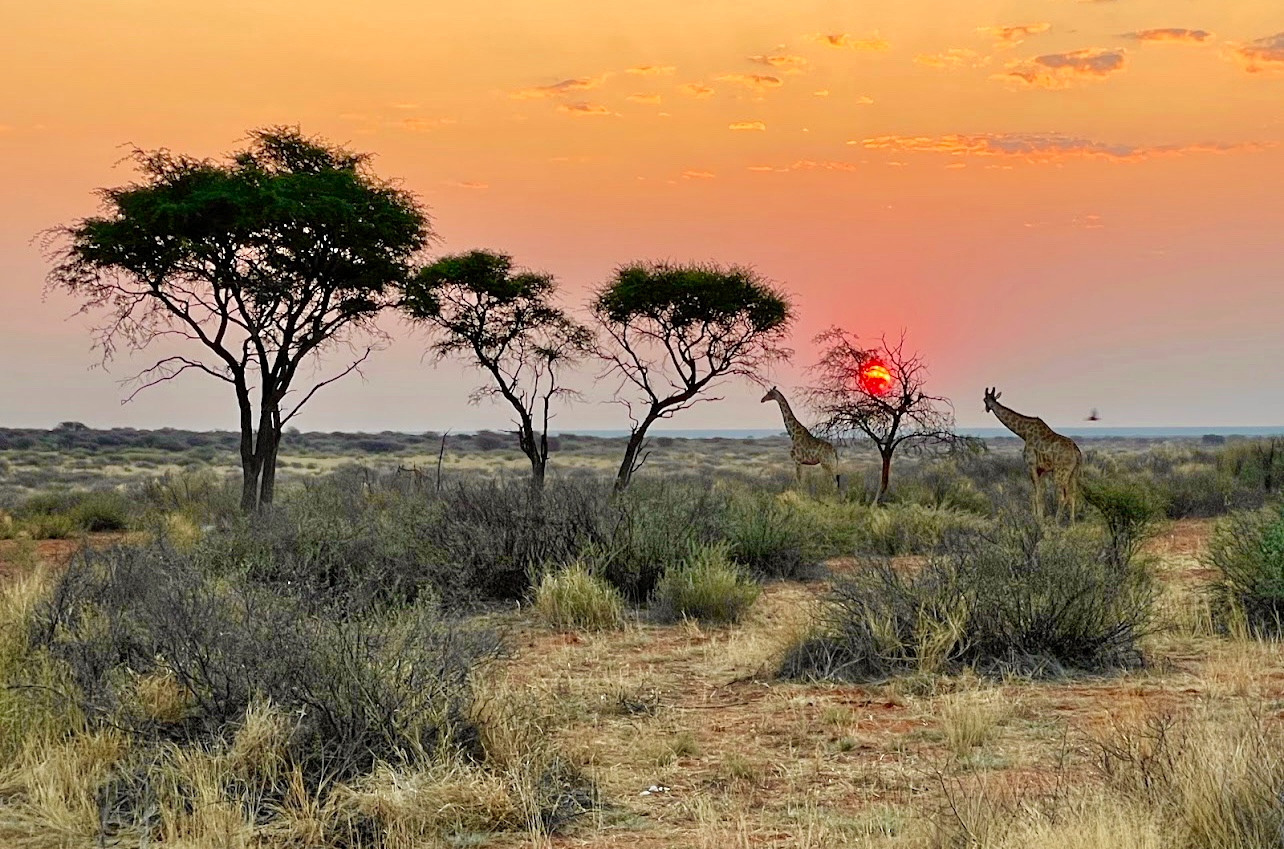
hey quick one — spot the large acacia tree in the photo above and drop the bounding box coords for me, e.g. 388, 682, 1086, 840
807, 329, 961, 504
400, 250, 590, 489
592, 261, 793, 491
45, 127, 432, 511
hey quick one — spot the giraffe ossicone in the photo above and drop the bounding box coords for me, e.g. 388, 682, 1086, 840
983, 386, 1082, 522
761, 386, 841, 490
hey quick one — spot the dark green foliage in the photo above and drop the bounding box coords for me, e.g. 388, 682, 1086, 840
780, 519, 1156, 682
31, 542, 503, 786
591, 260, 793, 491
14, 488, 133, 532
650, 542, 760, 625
1205, 506, 1284, 634
1081, 475, 1167, 564
721, 490, 819, 580
46, 126, 433, 511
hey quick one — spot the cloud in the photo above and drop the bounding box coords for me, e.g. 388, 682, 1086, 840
626, 93, 662, 104
397, 117, 456, 132
1073, 213, 1105, 228
729, 121, 767, 131
977, 23, 1051, 47
714, 73, 784, 92
390, 102, 420, 110
810, 33, 890, 51
915, 48, 987, 69
556, 102, 617, 117
682, 170, 716, 179
1122, 28, 1212, 44
1230, 32, 1284, 73
626, 65, 676, 76
510, 74, 608, 100
993, 48, 1126, 88
748, 54, 809, 73
856, 95, 875, 104
746, 160, 859, 173
859, 133, 1272, 163
447, 181, 488, 190
679, 82, 715, 98
813, 89, 830, 96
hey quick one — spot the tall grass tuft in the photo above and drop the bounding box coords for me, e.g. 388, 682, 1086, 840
651, 541, 760, 625
534, 558, 627, 631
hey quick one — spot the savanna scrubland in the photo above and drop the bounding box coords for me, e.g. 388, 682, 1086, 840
1, 430, 1283, 848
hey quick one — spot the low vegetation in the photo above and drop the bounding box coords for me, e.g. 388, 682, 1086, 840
1, 433, 1282, 847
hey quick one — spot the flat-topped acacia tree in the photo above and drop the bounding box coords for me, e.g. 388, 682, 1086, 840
400, 250, 591, 490
45, 127, 432, 512
591, 261, 794, 491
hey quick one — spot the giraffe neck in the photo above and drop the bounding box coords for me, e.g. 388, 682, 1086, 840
989, 401, 1043, 442
772, 394, 809, 441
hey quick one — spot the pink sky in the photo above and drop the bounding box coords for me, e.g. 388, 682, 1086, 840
2, 0, 1283, 432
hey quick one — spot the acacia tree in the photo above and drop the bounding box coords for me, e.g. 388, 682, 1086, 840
45, 127, 432, 512
592, 261, 793, 491
400, 250, 590, 489
807, 329, 960, 504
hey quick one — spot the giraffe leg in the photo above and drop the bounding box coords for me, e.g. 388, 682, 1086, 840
1030, 467, 1044, 520
795, 463, 803, 487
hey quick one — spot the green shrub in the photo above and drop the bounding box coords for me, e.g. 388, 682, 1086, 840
853, 503, 987, 556
1081, 475, 1167, 564
651, 541, 760, 625
602, 480, 726, 601
780, 518, 1155, 682
68, 490, 132, 532
534, 559, 626, 631
721, 490, 818, 580
1205, 506, 1284, 635
24, 512, 77, 540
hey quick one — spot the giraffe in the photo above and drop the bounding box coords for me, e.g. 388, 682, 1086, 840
761, 387, 841, 490
983, 387, 1082, 522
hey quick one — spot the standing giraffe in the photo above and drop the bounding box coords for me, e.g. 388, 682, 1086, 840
761, 387, 841, 490
983, 387, 1082, 522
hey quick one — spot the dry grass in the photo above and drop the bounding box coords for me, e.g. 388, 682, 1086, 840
2, 517, 1284, 848
533, 560, 627, 632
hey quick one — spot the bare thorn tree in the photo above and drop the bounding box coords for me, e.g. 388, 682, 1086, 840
591, 260, 794, 491
807, 328, 960, 504
44, 127, 432, 511
400, 250, 591, 489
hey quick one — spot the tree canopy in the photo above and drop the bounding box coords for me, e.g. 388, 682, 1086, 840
592, 260, 793, 490
400, 249, 589, 488
45, 126, 433, 510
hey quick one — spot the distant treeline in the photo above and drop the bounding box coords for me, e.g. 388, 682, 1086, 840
0, 423, 698, 455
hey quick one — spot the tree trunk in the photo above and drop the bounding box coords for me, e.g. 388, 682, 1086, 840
529, 455, 546, 491
614, 422, 654, 493
258, 427, 281, 506
236, 383, 261, 513
874, 450, 893, 505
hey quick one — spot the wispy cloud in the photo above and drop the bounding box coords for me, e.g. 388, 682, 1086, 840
447, 180, 488, 190
682, 170, 716, 179
626, 93, 662, 105
679, 82, 715, 98
813, 89, 830, 96
810, 33, 890, 51
626, 65, 676, 76
397, 117, 456, 132
856, 95, 875, 104
748, 54, 809, 73
556, 102, 617, 117
1230, 32, 1284, 73
728, 121, 766, 131
746, 160, 859, 174
977, 23, 1051, 47
510, 74, 609, 100
859, 133, 1272, 162
1073, 213, 1105, 228
915, 48, 988, 69
1122, 28, 1212, 44
714, 73, 784, 92
993, 48, 1126, 88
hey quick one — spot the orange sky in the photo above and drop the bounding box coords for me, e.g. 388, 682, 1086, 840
2, 0, 1283, 432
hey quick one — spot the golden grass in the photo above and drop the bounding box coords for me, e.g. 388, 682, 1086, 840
533, 560, 627, 631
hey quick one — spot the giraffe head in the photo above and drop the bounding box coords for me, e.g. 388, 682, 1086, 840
983, 387, 1002, 413
761, 386, 782, 403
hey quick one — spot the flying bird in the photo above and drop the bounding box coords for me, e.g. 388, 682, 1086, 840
1085, 408, 1101, 421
